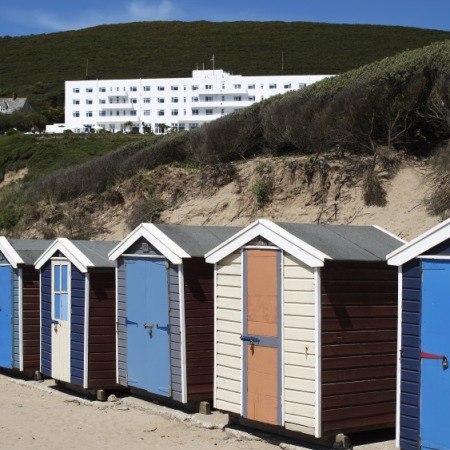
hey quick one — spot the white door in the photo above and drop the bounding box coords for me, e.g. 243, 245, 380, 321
51, 261, 71, 382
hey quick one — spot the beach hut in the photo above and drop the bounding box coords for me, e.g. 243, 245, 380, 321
108, 223, 240, 404
34, 238, 118, 395
387, 218, 450, 450
205, 219, 404, 442
0, 238, 52, 375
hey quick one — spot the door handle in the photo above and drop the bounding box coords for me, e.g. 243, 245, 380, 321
240, 335, 260, 344
421, 352, 448, 370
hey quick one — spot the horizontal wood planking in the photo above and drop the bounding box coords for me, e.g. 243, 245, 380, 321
184, 258, 215, 401
399, 259, 422, 450
88, 269, 117, 388
283, 253, 316, 435
215, 251, 242, 414
321, 261, 397, 434
22, 266, 40, 371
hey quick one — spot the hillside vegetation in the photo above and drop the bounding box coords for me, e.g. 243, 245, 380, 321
0, 21, 449, 120
0, 40, 448, 237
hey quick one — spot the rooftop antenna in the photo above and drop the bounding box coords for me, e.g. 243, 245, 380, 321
85, 58, 89, 78
202, 62, 205, 70
211, 54, 215, 72
281, 49, 284, 73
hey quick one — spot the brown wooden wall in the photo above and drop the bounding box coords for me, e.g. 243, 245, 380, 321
88, 269, 117, 388
22, 266, 40, 372
184, 258, 214, 402
321, 261, 397, 434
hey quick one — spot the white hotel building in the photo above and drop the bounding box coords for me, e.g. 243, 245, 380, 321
53, 70, 330, 134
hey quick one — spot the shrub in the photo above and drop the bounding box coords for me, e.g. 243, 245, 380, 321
126, 196, 166, 230
427, 143, 450, 218
362, 167, 387, 206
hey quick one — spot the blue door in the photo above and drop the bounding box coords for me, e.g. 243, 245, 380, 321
126, 258, 171, 396
420, 260, 450, 449
0, 265, 13, 368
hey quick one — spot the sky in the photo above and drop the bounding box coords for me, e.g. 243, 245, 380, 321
1, 0, 449, 36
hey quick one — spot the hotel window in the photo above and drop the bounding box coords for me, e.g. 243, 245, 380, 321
221, 95, 225, 101
143, 86, 151, 91
144, 110, 151, 116
99, 99, 106, 104
269, 83, 277, 89
130, 98, 137, 104
158, 110, 165, 116
143, 98, 151, 103
205, 85, 213, 90
172, 97, 179, 103
299, 83, 306, 89
284, 83, 291, 89
73, 111, 80, 117
116, 111, 120, 116
100, 111, 106, 116
192, 85, 199, 91
171, 109, 179, 116
73, 100, 80, 105
192, 109, 199, 116
190, 123, 199, 129
205, 96, 213, 102
233, 96, 242, 101
233, 84, 241, 89
171, 86, 179, 91
192, 97, 198, 102
206, 109, 213, 115
221, 109, 225, 114
249, 96, 255, 101
130, 86, 137, 92
86, 111, 93, 117
157, 86, 165, 91
86, 88, 93, 93
179, 123, 185, 131
248, 84, 255, 89
73, 88, 80, 93
130, 110, 137, 116
86, 99, 93, 105
99, 87, 106, 92
157, 98, 165, 103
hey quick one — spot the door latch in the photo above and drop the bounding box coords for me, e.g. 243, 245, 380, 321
143, 322, 154, 337
240, 335, 260, 344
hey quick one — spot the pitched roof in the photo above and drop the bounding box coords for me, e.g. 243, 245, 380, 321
205, 219, 405, 266
35, 238, 118, 272
387, 217, 450, 266
0, 237, 53, 267
154, 224, 242, 257
109, 223, 242, 264
276, 222, 404, 262
0, 97, 30, 114
8, 239, 54, 265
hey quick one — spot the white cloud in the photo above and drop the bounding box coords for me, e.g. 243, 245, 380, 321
4, 0, 179, 33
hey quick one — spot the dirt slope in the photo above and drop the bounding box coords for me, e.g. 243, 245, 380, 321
22, 155, 441, 242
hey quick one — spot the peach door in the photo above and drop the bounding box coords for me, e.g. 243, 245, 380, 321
243, 249, 280, 426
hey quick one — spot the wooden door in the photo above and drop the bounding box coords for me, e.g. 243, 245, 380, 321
51, 261, 71, 383
243, 249, 280, 425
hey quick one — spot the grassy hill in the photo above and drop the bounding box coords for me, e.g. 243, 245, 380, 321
0, 21, 449, 117
0, 40, 447, 234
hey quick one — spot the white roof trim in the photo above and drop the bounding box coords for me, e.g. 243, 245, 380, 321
34, 238, 94, 273
108, 223, 190, 264
387, 217, 450, 266
205, 219, 329, 267
372, 225, 407, 244
0, 237, 24, 268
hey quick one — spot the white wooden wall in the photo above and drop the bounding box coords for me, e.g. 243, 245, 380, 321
215, 251, 242, 414
283, 253, 316, 435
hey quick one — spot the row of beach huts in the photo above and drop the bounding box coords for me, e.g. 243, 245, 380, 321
0, 218, 449, 449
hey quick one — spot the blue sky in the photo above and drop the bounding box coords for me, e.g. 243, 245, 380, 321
1, 0, 449, 36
